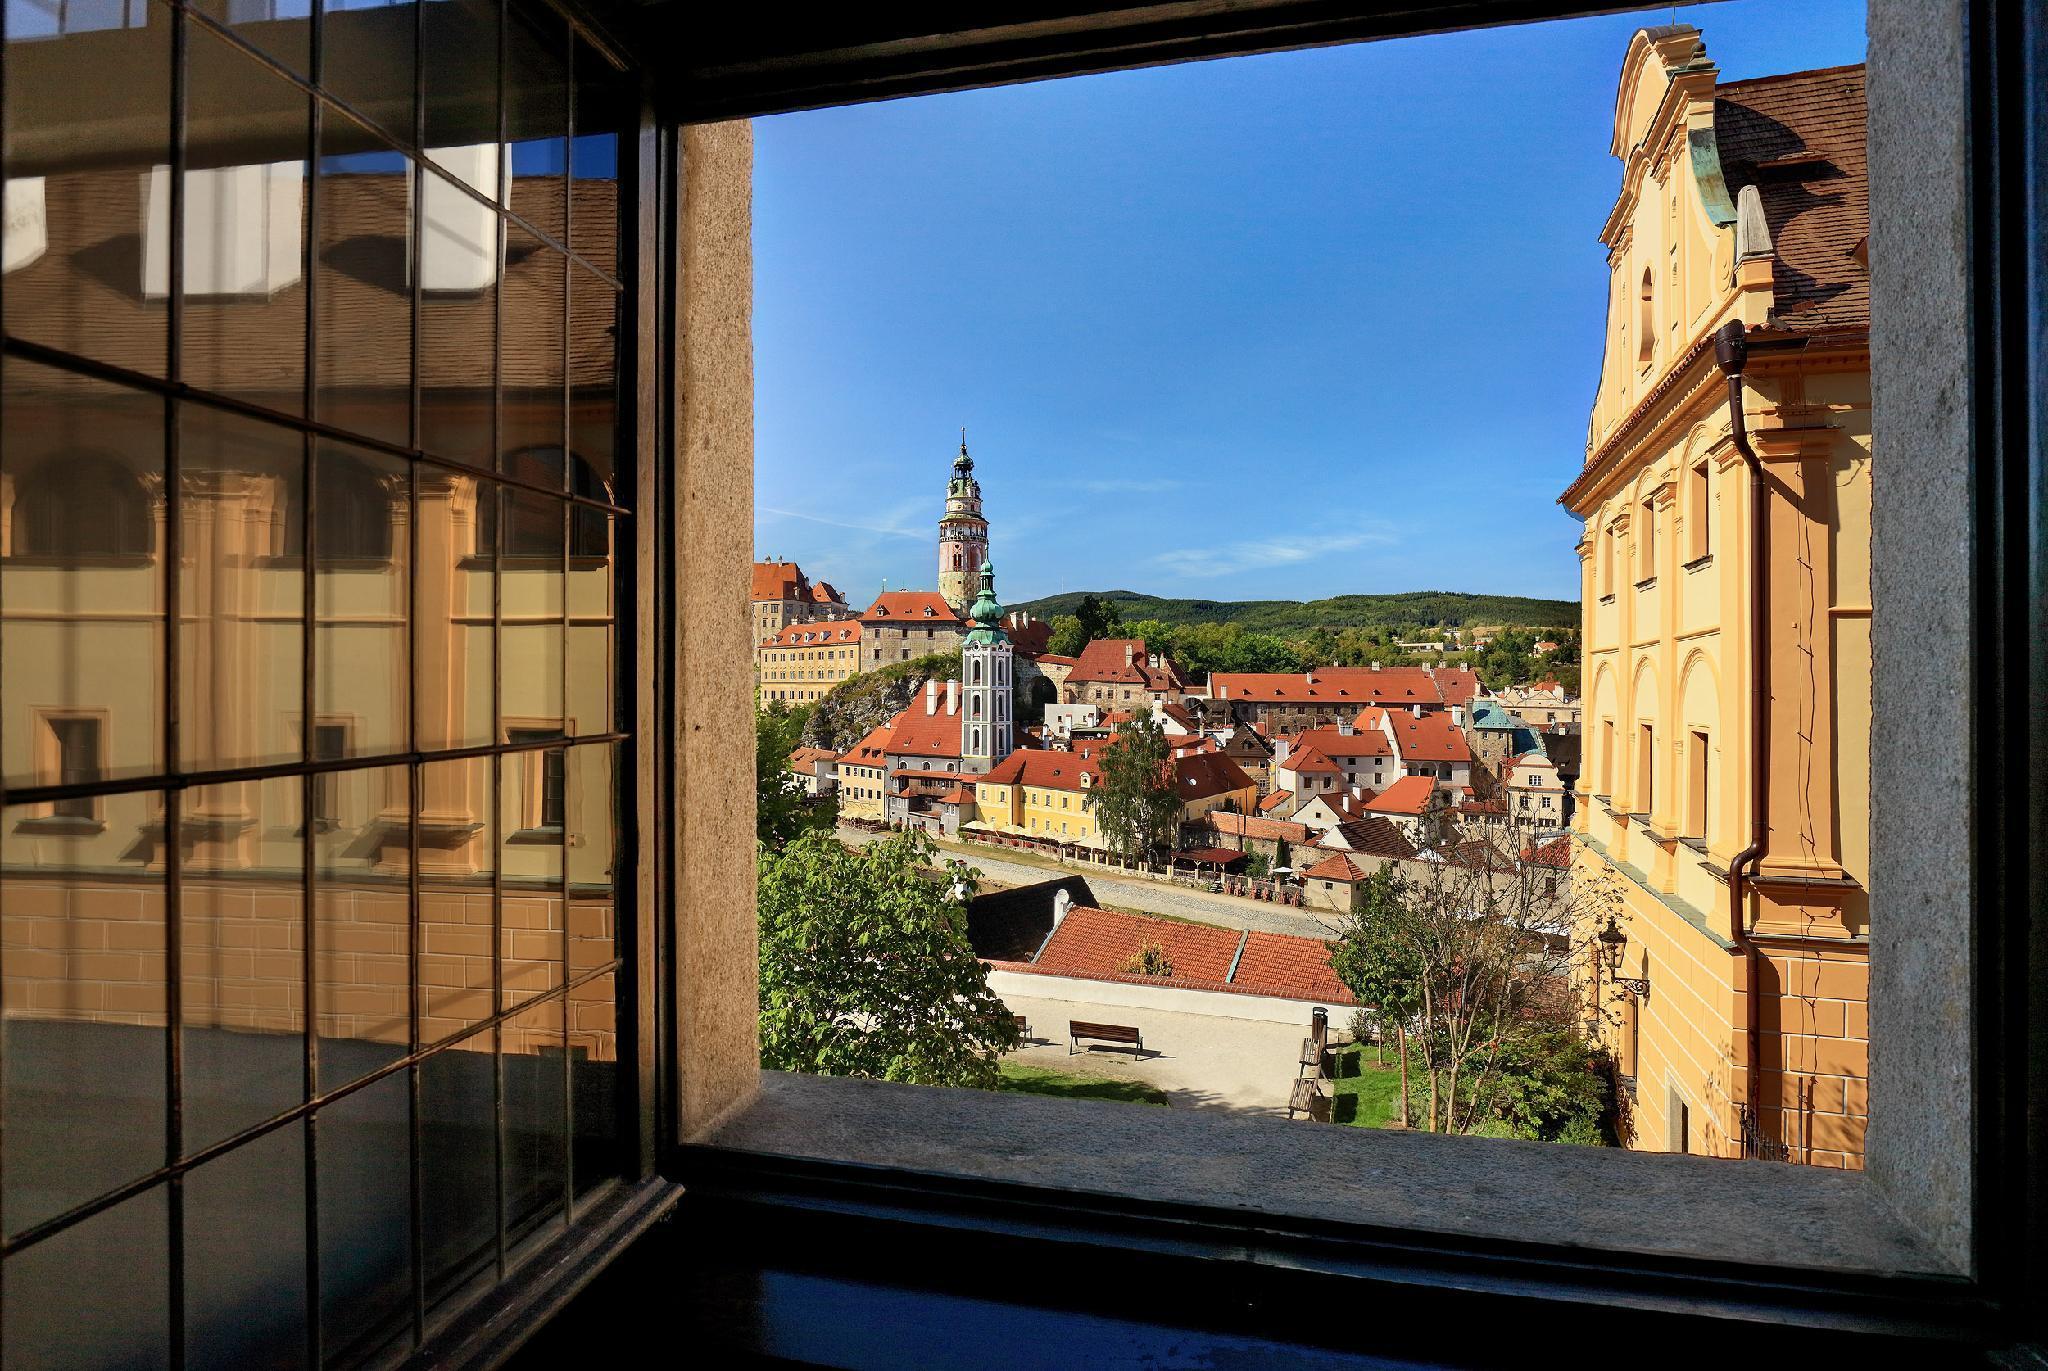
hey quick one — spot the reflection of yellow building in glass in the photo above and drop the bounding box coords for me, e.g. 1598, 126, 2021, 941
1562, 26, 1870, 1166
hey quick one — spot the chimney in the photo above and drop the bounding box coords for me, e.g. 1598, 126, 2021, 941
1124, 644, 1135, 667
1052, 888, 1072, 929
1370, 661, 1381, 671
925, 679, 938, 715
947, 679, 960, 715
1337, 721, 1353, 736
1411, 704, 1422, 718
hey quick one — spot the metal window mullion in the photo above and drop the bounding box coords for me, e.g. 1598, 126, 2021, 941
164, 5, 189, 1363
491, 0, 509, 1285
557, 29, 575, 1209
405, 0, 429, 1338
302, 1, 326, 1363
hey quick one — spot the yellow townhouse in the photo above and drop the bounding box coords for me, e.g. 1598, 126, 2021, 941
1562, 25, 1871, 1166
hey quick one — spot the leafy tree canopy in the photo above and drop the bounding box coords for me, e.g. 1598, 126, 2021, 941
1092, 714, 1182, 863
757, 830, 1021, 1088
756, 700, 831, 849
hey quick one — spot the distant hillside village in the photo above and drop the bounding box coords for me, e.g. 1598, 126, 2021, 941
756, 436, 1582, 882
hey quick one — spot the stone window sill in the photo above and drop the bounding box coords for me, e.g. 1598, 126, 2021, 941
1634, 576, 1657, 592
697, 1071, 1951, 1279
1598, 594, 1617, 606
1683, 554, 1713, 572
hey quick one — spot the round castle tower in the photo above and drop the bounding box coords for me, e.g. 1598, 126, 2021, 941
960, 560, 1013, 773
937, 433, 989, 614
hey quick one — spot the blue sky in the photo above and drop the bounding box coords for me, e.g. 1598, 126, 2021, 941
752, 1, 1866, 607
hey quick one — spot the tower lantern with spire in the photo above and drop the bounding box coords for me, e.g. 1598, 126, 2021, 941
937, 431, 990, 614
960, 559, 1013, 773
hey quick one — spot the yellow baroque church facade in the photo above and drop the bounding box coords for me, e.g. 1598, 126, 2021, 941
1562, 26, 1871, 1166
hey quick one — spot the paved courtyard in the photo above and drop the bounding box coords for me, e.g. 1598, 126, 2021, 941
999, 989, 1321, 1117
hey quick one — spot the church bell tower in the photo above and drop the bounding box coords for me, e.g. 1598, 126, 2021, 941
937, 432, 989, 614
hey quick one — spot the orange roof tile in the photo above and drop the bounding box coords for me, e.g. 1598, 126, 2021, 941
752, 560, 808, 602
1259, 790, 1294, 814
861, 591, 963, 624
1365, 776, 1438, 817
1067, 638, 1185, 690
762, 620, 863, 648
1303, 851, 1368, 882
1024, 906, 1354, 1006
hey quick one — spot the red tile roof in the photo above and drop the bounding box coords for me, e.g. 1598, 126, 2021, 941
980, 742, 1109, 792
838, 724, 893, 767
1210, 667, 1445, 707
1361, 708, 1472, 765
1281, 747, 1342, 776
1365, 776, 1438, 817
1715, 64, 1869, 333
1067, 638, 1185, 690
1204, 811, 1312, 844
1303, 851, 1368, 882
752, 560, 809, 602
1292, 726, 1395, 760
1330, 817, 1417, 861
762, 620, 862, 648
1259, 790, 1294, 814
1029, 653, 1079, 668
787, 746, 838, 772
883, 703, 964, 761
809, 580, 844, 604
1173, 751, 1256, 803
1020, 906, 1353, 1005
861, 591, 963, 624
1522, 836, 1573, 870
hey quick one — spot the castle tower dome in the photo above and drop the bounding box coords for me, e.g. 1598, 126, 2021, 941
937, 429, 990, 614
960, 559, 1013, 773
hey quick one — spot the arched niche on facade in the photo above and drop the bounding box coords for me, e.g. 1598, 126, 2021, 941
10, 450, 154, 559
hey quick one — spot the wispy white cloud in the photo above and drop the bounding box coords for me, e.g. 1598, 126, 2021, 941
759, 503, 926, 540
1152, 528, 1398, 579
1081, 476, 1183, 495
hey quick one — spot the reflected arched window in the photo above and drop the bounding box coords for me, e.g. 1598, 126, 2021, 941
13, 453, 151, 557
484, 446, 611, 557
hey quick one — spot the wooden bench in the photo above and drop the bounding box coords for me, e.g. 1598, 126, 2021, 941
1013, 1013, 1033, 1043
1287, 1077, 1330, 1122
1069, 1020, 1144, 1056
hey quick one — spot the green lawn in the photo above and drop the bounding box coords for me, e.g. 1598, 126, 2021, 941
997, 1060, 1170, 1106
1327, 1045, 1413, 1128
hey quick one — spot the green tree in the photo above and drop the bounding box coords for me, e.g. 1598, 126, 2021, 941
1073, 592, 1123, 644
1093, 714, 1181, 865
757, 700, 828, 849
1046, 614, 1088, 658
757, 830, 1021, 1087
1329, 865, 1425, 1128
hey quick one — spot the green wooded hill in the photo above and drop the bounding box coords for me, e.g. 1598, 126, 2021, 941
1009, 589, 1578, 635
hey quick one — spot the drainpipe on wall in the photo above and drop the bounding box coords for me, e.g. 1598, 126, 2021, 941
1712, 320, 1768, 1133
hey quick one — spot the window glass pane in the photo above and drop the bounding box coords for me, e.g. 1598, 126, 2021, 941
420, 1040, 496, 1313
316, 115, 413, 447
320, 0, 417, 144
500, 487, 564, 729
504, 0, 566, 239
415, 470, 494, 752
502, 226, 565, 464
419, 754, 493, 1044
568, 265, 618, 494
185, 1121, 307, 1371
314, 441, 410, 758
500, 743, 561, 1007
314, 764, 409, 1090
183, 775, 305, 1153
2, 0, 171, 376
420, 161, 498, 468
1, 791, 167, 1237
423, 0, 500, 193
1, 1184, 169, 1371
566, 510, 612, 738
568, 36, 626, 274
1, 361, 164, 790
184, 19, 310, 415
501, 992, 563, 1248
178, 404, 305, 774
192, 0, 314, 81
569, 970, 614, 1199
316, 1069, 412, 1370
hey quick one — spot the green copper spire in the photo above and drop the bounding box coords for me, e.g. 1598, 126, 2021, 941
964, 560, 1008, 646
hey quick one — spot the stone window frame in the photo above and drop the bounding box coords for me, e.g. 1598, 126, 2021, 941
654, 0, 2037, 1358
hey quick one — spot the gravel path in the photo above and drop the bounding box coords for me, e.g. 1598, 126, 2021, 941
837, 824, 1339, 940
